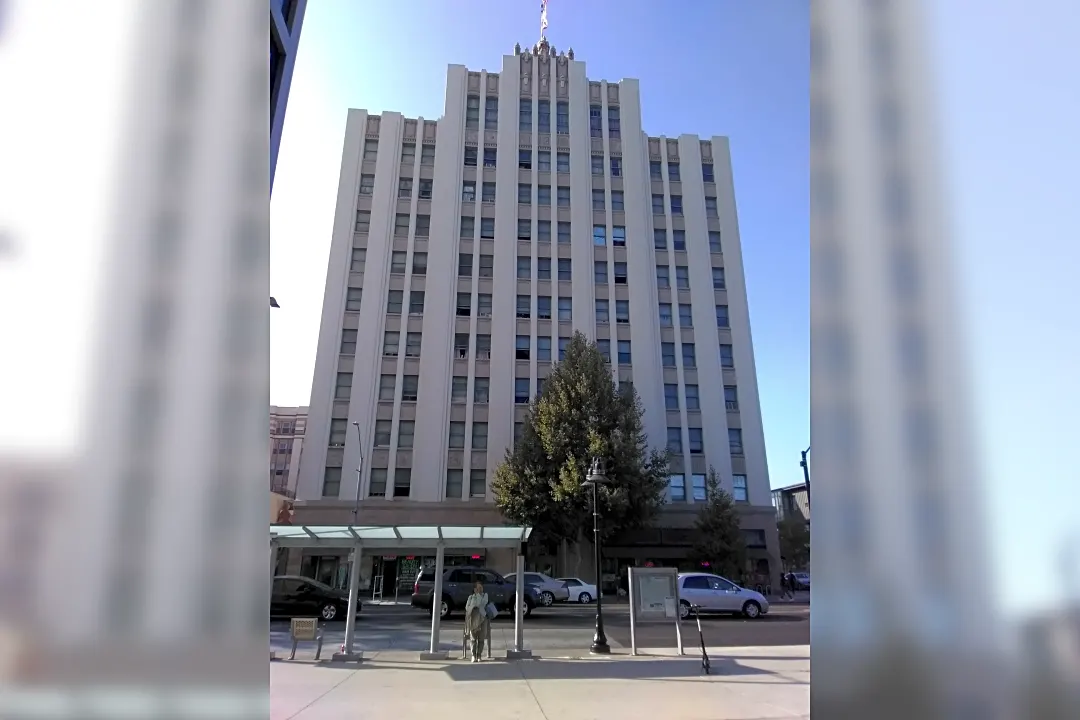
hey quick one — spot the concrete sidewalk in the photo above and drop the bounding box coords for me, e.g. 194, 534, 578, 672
271, 645, 809, 720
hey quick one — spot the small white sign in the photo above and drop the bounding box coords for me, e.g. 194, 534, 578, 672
663, 597, 676, 618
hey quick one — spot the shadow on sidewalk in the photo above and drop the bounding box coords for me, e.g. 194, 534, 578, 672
438, 656, 804, 684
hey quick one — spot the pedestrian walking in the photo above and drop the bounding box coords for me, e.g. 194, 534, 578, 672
464, 580, 489, 662
779, 572, 791, 600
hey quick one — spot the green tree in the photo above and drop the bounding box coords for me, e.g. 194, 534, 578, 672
777, 516, 811, 571
691, 468, 747, 580
492, 332, 669, 559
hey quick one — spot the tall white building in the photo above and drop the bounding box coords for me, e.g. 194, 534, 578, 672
293, 40, 779, 586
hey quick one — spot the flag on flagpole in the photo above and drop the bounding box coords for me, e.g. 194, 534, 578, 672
541, 0, 549, 33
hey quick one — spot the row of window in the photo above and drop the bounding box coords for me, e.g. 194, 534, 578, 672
669, 473, 748, 503
362, 140, 435, 166
665, 383, 740, 411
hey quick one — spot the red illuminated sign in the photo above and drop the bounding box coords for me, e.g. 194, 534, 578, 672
644, 562, 654, 568
701, 561, 711, 567
405, 556, 415, 560
471, 555, 482, 560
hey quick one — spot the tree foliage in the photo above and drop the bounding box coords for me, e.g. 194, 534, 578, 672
777, 516, 811, 571
492, 332, 669, 553
691, 468, 747, 580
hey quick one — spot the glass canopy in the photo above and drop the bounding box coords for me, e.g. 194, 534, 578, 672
269, 524, 532, 549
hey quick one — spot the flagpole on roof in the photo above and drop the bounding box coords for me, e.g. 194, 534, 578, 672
540, 0, 549, 43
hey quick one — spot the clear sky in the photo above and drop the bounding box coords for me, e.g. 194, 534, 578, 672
270, 0, 810, 490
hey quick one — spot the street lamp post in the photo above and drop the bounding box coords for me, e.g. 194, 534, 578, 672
799, 445, 811, 490
351, 421, 364, 525
584, 457, 611, 654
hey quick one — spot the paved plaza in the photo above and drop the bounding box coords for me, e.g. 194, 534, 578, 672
271, 645, 810, 720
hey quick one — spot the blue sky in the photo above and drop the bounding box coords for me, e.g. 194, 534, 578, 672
273, 0, 810, 490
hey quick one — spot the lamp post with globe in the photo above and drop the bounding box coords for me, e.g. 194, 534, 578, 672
583, 457, 611, 654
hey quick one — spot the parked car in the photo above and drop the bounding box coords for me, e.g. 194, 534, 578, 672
677, 572, 769, 619
792, 572, 810, 590
557, 577, 598, 604
271, 575, 362, 622
411, 566, 539, 619
504, 572, 570, 606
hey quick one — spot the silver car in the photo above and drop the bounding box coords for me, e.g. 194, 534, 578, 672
505, 572, 569, 606
677, 572, 770, 619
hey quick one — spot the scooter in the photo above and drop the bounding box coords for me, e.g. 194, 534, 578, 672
691, 603, 710, 675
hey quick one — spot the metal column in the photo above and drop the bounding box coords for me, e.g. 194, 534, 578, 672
269, 539, 278, 660
507, 552, 532, 660
333, 542, 364, 661
420, 544, 448, 660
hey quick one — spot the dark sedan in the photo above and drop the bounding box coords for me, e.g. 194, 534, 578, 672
271, 575, 362, 622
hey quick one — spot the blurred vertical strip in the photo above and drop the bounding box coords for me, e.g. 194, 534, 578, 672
811, 0, 1007, 717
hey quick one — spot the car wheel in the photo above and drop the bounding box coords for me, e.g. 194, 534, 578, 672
319, 603, 339, 621
512, 596, 533, 618
578, 592, 593, 604
540, 591, 554, 607
679, 600, 691, 619
742, 600, 762, 619
439, 597, 452, 620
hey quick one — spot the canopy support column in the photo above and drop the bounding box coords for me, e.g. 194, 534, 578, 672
420, 543, 448, 660
507, 550, 532, 660
333, 541, 364, 662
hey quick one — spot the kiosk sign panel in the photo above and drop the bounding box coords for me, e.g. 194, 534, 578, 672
627, 567, 684, 655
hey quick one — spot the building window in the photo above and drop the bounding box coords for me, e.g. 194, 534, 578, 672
728, 428, 744, 455
682, 343, 696, 368
386, 290, 403, 314
516, 219, 531, 241
408, 290, 425, 314
398, 178, 413, 198
537, 151, 551, 172
346, 288, 362, 311
671, 195, 683, 215
613, 262, 627, 284
472, 422, 488, 450
519, 98, 532, 131
589, 104, 602, 137
518, 149, 531, 170
390, 251, 407, 274
668, 163, 680, 182
672, 230, 686, 251
368, 469, 387, 497
359, 174, 375, 195
451, 376, 467, 402
404, 332, 422, 357
485, 97, 498, 130
515, 335, 530, 360
458, 253, 473, 277
597, 339, 611, 363
515, 378, 530, 404
610, 227, 626, 247
617, 340, 632, 364
592, 189, 605, 210
537, 257, 551, 279
650, 161, 662, 179
593, 225, 606, 245
556, 152, 570, 172
742, 529, 767, 548
653, 228, 666, 250
732, 474, 748, 502
685, 384, 700, 410
393, 468, 411, 498
664, 384, 679, 410
720, 344, 735, 368
610, 157, 622, 177
557, 222, 571, 245
412, 251, 427, 274
363, 140, 378, 162
709, 232, 722, 253
516, 295, 530, 319
383, 331, 400, 357
483, 148, 497, 168
713, 268, 726, 290
557, 186, 571, 207
394, 213, 410, 235
449, 421, 466, 448
607, 106, 620, 137
724, 385, 739, 411
537, 295, 552, 319
464, 146, 478, 167
658, 303, 673, 326
374, 420, 392, 447
480, 218, 495, 239
538, 220, 552, 243
716, 304, 730, 328
322, 468, 342, 498
661, 342, 676, 367
402, 143, 416, 165
688, 428, 704, 454
558, 336, 569, 360
419, 179, 433, 200
678, 304, 693, 327
537, 336, 552, 361
705, 196, 719, 218
517, 256, 531, 279
611, 191, 624, 212
537, 100, 550, 132
446, 470, 463, 500
591, 155, 604, 175
378, 374, 396, 401
594, 261, 608, 284
350, 248, 366, 272
466, 95, 480, 129
461, 216, 475, 237
480, 182, 495, 203
329, 418, 348, 447
401, 375, 419, 401
514, 422, 524, 445
477, 296, 492, 318
652, 194, 665, 215
398, 421, 415, 449
676, 266, 690, 290
556, 101, 569, 134
691, 473, 706, 501
667, 428, 683, 454
334, 372, 352, 400
615, 299, 629, 324
340, 329, 357, 354
702, 163, 715, 183
557, 258, 572, 281
656, 266, 670, 288
668, 474, 686, 502
558, 297, 572, 321
469, 469, 487, 498
420, 145, 435, 165
479, 254, 494, 277
595, 299, 609, 323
